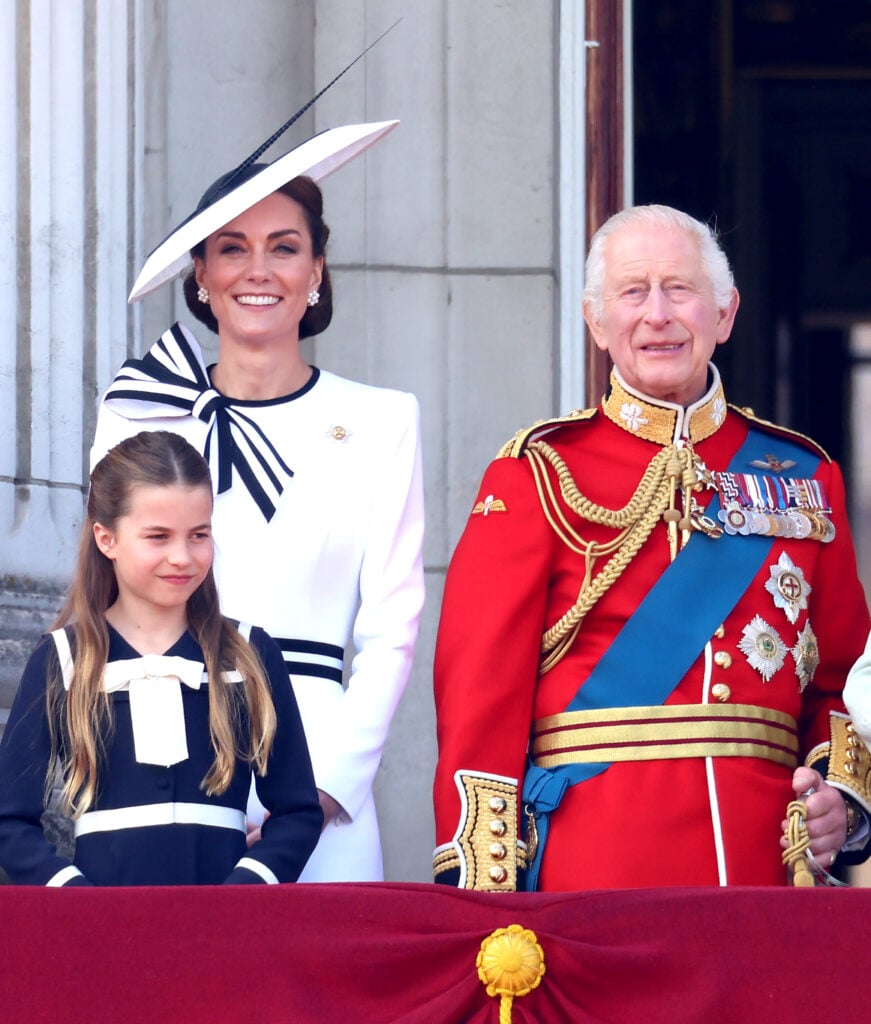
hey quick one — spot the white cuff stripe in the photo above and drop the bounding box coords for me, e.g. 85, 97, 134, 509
235, 856, 279, 884
46, 865, 84, 887
281, 651, 344, 671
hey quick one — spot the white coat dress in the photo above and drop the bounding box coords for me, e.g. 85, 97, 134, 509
91, 322, 425, 881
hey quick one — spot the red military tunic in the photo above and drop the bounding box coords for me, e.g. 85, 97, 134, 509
432, 367, 870, 890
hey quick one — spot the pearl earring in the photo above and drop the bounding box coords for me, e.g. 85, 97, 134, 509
197, 286, 209, 304
307, 289, 320, 308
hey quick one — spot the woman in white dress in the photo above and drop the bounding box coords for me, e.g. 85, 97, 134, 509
91, 122, 425, 881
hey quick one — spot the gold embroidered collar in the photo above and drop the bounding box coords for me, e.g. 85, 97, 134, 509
602, 366, 728, 446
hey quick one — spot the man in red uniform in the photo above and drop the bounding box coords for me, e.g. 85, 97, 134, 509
432, 205, 871, 891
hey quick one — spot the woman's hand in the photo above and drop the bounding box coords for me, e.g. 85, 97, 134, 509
780, 766, 847, 866
318, 789, 345, 831
247, 790, 345, 844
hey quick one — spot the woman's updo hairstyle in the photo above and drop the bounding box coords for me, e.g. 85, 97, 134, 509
183, 174, 333, 339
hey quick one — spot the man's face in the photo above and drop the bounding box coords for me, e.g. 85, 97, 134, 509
584, 223, 739, 407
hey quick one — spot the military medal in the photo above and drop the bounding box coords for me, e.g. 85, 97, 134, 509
788, 510, 812, 539
711, 468, 834, 542
791, 621, 820, 693
738, 615, 787, 682
719, 501, 752, 535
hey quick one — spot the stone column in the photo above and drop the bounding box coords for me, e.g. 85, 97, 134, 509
0, 1, 134, 727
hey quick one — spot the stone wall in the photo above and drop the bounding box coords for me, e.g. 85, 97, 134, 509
0, 579, 64, 732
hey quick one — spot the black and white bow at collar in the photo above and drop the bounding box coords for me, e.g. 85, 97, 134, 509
103, 323, 293, 521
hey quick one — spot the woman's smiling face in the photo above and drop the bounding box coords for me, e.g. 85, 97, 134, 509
194, 190, 323, 348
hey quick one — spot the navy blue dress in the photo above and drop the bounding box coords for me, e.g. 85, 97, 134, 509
0, 624, 322, 885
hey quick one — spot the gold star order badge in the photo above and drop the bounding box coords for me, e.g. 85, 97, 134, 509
791, 621, 820, 693
737, 615, 787, 682
764, 552, 811, 625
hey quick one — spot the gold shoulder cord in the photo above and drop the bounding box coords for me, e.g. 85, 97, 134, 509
525, 440, 708, 674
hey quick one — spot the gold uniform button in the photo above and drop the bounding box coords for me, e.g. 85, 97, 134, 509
711, 683, 731, 702
714, 625, 726, 639
489, 866, 508, 884
713, 651, 732, 669
489, 818, 507, 837
489, 842, 507, 860
488, 796, 507, 813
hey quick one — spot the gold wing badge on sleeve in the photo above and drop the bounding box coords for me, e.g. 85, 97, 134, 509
471, 495, 507, 517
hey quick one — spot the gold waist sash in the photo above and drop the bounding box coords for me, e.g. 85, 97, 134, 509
531, 703, 799, 770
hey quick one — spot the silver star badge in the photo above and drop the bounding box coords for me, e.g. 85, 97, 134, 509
764, 552, 811, 625
791, 621, 820, 693
737, 615, 787, 682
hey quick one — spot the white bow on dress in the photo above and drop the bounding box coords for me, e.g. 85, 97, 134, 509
102, 654, 206, 767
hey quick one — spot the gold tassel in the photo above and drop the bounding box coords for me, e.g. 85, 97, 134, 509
782, 799, 815, 887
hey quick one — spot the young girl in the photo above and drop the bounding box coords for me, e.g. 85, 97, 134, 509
0, 431, 322, 885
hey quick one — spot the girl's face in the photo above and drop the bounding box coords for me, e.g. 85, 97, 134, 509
193, 190, 323, 349
93, 483, 214, 617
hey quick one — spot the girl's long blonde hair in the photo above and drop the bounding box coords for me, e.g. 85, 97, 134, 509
49, 430, 277, 815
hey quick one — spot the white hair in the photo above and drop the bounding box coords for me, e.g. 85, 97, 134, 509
583, 205, 735, 323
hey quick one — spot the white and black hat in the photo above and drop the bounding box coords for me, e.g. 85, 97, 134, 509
128, 25, 400, 302
128, 121, 397, 302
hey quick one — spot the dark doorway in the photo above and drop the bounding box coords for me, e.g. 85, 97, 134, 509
633, 1, 871, 483
633, 2, 871, 889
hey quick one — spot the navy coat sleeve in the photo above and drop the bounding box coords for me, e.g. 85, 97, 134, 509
0, 637, 92, 886
223, 627, 322, 884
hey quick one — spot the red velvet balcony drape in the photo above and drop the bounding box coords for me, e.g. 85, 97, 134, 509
1, 882, 865, 1023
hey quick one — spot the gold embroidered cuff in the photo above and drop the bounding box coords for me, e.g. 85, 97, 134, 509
447, 771, 524, 891
824, 712, 871, 816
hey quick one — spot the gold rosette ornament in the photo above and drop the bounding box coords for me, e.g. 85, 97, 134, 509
477, 924, 546, 1023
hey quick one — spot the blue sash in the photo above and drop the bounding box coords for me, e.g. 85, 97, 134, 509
522, 427, 821, 889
